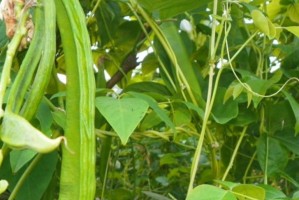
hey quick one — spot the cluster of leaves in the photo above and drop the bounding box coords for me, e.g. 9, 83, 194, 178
0, 0, 299, 199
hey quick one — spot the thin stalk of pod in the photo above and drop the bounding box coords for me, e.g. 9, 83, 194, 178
0, 5, 31, 117
55, 0, 96, 199
20, 0, 56, 121
5, 3, 45, 114
0, 0, 65, 154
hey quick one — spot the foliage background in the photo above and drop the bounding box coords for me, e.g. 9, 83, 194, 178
0, 0, 299, 199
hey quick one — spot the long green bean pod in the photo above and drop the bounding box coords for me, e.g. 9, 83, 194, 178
5, 5, 45, 114
55, 0, 96, 199
20, 0, 56, 121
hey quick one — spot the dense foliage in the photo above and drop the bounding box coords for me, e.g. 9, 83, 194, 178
0, 0, 299, 199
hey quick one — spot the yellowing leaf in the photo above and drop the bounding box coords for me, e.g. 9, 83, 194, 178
267, 0, 284, 20
251, 9, 276, 39
232, 184, 266, 200
288, 4, 299, 23
284, 26, 299, 38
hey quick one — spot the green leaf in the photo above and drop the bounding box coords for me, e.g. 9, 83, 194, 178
272, 129, 299, 155
283, 91, 299, 134
251, 9, 276, 39
284, 26, 299, 37
138, 0, 208, 19
10, 149, 36, 173
186, 184, 237, 200
95, 96, 149, 145
0, 22, 8, 48
159, 22, 205, 106
183, 101, 204, 120
232, 184, 266, 200
0, 180, 8, 194
36, 99, 53, 134
15, 152, 58, 200
51, 109, 66, 130
127, 92, 175, 131
287, 4, 299, 23
257, 135, 288, 175
212, 87, 239, 124
258, 184, 287, 200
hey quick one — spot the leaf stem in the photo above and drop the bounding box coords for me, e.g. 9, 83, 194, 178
222, 126, 247, 181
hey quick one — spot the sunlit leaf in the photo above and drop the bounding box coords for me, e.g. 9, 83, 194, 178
287, 3, 299, 23
95, 96, 149, 145
186, 184, 237, 200
284, 26, 299, 38
251, 9, 276, 39
232, 184, 265, 200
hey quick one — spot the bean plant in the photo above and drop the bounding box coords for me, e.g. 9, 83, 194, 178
0, 0, 299, 199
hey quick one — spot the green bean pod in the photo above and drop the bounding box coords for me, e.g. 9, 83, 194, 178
5, 4, 45, 114
1, 112, 65, 153
20, 0, 56, 120
55, 0, 96, 199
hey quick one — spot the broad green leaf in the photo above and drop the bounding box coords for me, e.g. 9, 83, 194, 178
232, 184, 265, 200
272, 129, 299, 155
287, 4, 299, 23
10, 149, 36, 173
36, 99, 53, 134
258, 184, 287, 200
284, 26, 299, 38
186, 184, 237, 200
173, 105, 191, 126
15, 152, 58, 200
159, 22, 205, 106
137, 0, 208, 19
51, 109, 66, 130
251, 9, 276, 39
124, 82, 172, 95
183, 101, 204, 120
0, 180, 8, 194
283, 91, 299, 134
95, 96, 149, 145
257, 135, 288, 175
212, 87, 239, 124
127, 92, 175, 131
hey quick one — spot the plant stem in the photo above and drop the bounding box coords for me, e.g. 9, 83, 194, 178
187, 0, 219, 194
222, 126, 247, 181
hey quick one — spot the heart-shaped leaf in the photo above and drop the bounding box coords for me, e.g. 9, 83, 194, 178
95, 97, 149, 145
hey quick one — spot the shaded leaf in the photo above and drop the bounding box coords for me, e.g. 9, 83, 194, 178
258, 184, 287, 200
15, 152, 58, 200
257, 135, 288, 175
10, 149, 36, 173
212, 87, 239, 124
95, 96, 149, 145
283, 91, 299, 134
272, 129, 299, 155
138, 0, 208, 19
